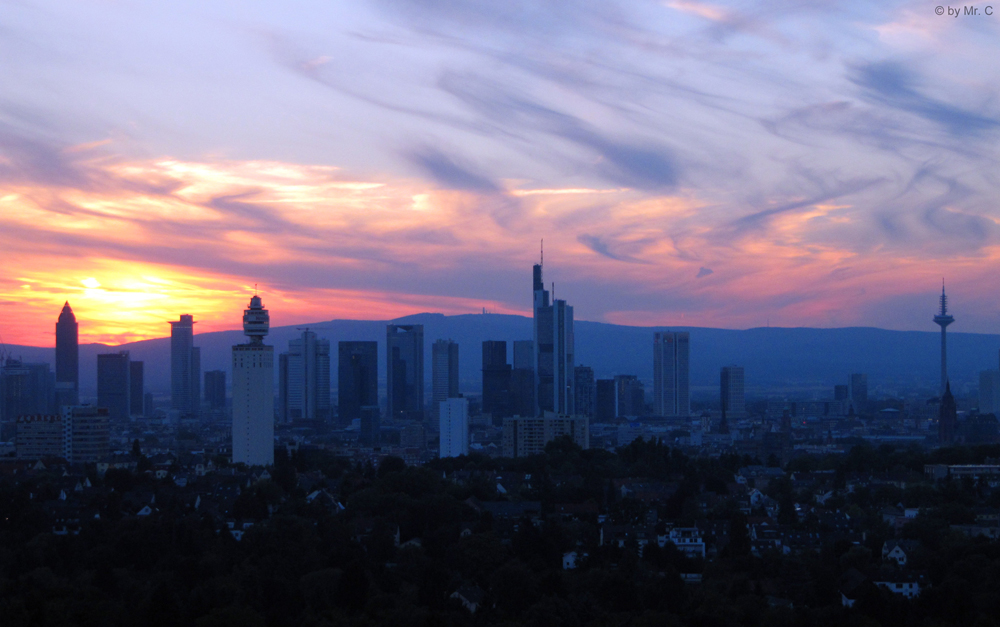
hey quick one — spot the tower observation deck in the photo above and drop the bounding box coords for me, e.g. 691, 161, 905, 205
933, 283, 954, 395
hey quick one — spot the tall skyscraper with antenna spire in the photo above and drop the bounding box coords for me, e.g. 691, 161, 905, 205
933, 282, 955, 395
55, 302, 79, 407
232, 293, 274, 466
532, 244, 575, 416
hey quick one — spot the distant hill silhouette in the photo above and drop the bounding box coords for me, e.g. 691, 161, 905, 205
5, 313, 999, 398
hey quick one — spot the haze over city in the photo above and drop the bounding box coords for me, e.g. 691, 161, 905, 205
3, 1, 1000, 346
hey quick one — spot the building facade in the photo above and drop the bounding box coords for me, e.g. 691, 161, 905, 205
532, 263, 574, 416
653, 331, 690, 417
97, 351, 131, 421
387, 324, 424, 421
55, 302, 79, 407
980, 370, 1000, 416
573, 366, 595, 418
281, 330, 331, 422
170, 314, 200, 420
439, 397, 469, 458
502, 413, 589, 457
721, 366, 746, 418
232, 295, 274, 466
130, 361, 144, 417
204, 370, 226, 411
64, 405, 110, 463
482, 341, 511, 419
432, 339, 460, 418
16, 415, 65, 460
337, 341, 378, 427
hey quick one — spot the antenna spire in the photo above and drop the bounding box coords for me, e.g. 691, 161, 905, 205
540, 239, 543, 267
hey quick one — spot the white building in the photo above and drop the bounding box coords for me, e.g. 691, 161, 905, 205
439, 397, 469, 458
232, 294, 274, 466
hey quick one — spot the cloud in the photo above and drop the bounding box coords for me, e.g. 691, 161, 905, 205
403, 146, 499, 192
696, 267, 713, 278
851, 61, 1000, 137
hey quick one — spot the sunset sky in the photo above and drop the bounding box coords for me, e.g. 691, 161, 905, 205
2, 1, 1000, 346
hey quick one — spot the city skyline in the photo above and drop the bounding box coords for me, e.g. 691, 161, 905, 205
3, 3, 1000, 346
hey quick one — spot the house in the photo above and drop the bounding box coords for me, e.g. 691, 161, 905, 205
882, 539, 920, 566
839, 568, 868, 608
451, 584, 486, 613
563, 551, 579, 569
872, 569, 924, 598
665, 527, 706, 559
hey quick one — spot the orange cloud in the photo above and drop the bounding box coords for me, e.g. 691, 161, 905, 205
2, 149, 998, 348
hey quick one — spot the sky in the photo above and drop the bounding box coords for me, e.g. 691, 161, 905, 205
2, 0, 1000, 346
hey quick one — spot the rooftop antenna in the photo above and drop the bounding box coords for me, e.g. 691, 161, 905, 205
254, 283, 258, 296
540, 239, 543, 267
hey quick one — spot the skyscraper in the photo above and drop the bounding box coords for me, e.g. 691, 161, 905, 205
614, 374, 645, 418
387, 324, 424, 421
979, 370, 1000, 416
720, 366, 746, 418
232, 294, 274, 466
595, 379, 616, 422
510, 340, 535, 418
55, 302, 79, 407
439, 397, 469, 458
532, 262, 574, 415
204, 370, 226, 411
130, 361, 144, 417
482, 341, 511, 418
933, 283, 955, 395
97, 351, 130, 421
169, 314, 200, 420
653, 332, 690, 417
281, 330, 331, 422
849, 373, 868, 414
432, 339, 460, 418
573, 366, 595, 418
1, 359, 54, 440
338, 341, 378, 427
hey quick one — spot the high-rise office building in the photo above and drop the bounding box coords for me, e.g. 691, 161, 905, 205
509, 340, 535, 418
653, 332, 690, 417
595, 379, 616, 422
204, 370, 226, 411
387, 324, 424, 421
532, 263, 574, 415
232, 294, 274, 466
359, 406, 381, 447
338, 341, 378, 427
834, 384, 849, 401
979, 370, 1000, 415
16, 415, 65, 460
574, 366, 595, 418
1, 359, 54, 440
281, 330, 331, 422
130, 361, 144, 417
64, 405, 110, 463
720, 366, 746, 418
482, 341, 511, 418
432, 339, 460, 419
439, 397, 469, 458
97, 351, 131, 421
502, 413, 589, 457
55, 302, 79, 408
849, 373, 868, 414
614, 375, 645, 418
170, 314, 200, 420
